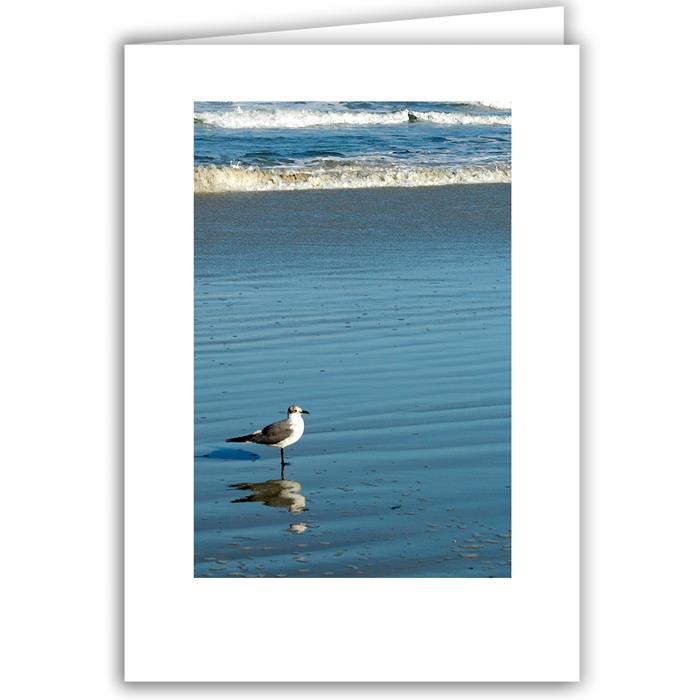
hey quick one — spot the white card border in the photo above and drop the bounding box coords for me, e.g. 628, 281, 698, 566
125, 44, 579, 682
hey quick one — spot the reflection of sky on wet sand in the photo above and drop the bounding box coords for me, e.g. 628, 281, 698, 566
194, 185, 511, 578
214, 462, 511, 578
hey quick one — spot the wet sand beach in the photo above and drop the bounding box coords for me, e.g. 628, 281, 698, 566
194, 184, 511, 577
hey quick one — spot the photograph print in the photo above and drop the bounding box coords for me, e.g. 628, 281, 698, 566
194, 101, 511, 578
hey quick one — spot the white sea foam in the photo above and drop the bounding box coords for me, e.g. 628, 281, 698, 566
196, 108, 409, 129
475, 100, 512, 111
413, 111, 511, 126
195, 107, 510, 129
194, 164, 511, 193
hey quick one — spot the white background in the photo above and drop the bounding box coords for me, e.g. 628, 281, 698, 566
2, 0, 699, 697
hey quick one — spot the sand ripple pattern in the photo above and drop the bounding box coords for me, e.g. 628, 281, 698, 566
194, 186, 511, 578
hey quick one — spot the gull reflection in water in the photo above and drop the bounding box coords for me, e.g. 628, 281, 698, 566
229, 478, 307, 514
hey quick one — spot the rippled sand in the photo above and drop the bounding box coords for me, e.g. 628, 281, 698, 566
195, 185, 511, 577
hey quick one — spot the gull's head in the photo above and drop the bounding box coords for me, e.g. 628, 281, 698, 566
287, 405, 309, 416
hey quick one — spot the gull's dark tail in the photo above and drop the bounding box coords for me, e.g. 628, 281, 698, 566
226, 434, 255, 443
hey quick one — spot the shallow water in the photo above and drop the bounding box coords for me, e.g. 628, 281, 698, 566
194, 185, 511, 577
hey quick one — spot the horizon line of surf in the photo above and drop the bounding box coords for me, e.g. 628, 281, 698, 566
194, 163, 511, 193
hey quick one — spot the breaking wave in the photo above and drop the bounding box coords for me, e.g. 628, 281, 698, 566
194, 107, 510, 129
474, 100, 511, 110
194, 163, 511, 193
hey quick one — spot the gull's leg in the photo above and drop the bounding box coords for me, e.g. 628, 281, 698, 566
280, 448, 286, 467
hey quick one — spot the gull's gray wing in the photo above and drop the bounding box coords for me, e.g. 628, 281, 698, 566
250, 418, 293, 445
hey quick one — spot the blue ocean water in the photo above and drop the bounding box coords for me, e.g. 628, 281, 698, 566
194, 101, 511, 191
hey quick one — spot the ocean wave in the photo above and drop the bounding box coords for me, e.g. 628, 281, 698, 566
194, 164, 511, 193
413, 111, 511, 126
194, 107, 510, 129
474, 100, 511, 111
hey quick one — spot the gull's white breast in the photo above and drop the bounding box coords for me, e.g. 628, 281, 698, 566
274, 415, 305, 448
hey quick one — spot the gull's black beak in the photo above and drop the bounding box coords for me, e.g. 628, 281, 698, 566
301, 410, 310, 414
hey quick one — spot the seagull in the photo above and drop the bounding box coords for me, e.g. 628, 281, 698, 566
226, 405, 309, 467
